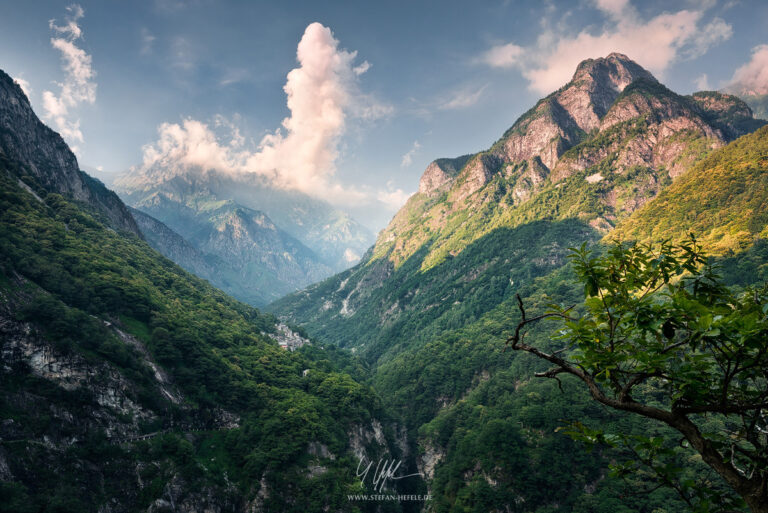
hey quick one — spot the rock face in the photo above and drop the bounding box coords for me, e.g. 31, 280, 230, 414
419, 155, 472, 195
0, 69, 140, 236
412, 54, 765, 204
493, 53, 655, 170
0, 283, 160, 443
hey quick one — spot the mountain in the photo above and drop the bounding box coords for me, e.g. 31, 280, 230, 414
272, 53, 764, 356
0, 71, 140, 236
128, 206, 279, 305
130, 188, 333, 305
0, 68, 411, 512
741, 93, 768, 120
271, 54, 768, 510
114, 165, 375, 304
611, 124, 768, 252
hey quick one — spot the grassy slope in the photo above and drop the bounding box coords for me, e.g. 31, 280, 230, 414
611, 125, 768, 252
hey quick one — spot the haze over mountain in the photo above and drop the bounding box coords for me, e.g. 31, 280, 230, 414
114, 163, 375, 305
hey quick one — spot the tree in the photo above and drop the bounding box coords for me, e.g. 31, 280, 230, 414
506, 238, 768, 512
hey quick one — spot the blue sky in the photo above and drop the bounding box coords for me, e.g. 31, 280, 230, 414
1, 0, 767, 229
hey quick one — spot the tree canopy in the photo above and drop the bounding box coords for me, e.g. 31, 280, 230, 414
507, 239, 768, 512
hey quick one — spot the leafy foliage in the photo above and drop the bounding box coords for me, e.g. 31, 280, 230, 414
508, 239, 768, 512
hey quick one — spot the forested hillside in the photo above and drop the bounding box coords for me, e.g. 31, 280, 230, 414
0, 68, 406, 512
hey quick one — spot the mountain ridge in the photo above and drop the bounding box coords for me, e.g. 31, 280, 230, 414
0, 69, 141, 236
115, 166, 374, 304
369, 54, 763, 271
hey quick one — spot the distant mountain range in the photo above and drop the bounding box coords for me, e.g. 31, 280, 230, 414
114, 165, 374, 305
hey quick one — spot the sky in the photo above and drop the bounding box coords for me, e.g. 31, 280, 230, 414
1, 0, 767, 230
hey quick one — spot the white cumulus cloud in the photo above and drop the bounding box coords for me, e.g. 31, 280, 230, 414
440, 84, 488, 110
400, 140, 421, 167
377, 184, 412, 210
12, 77, 32, 100
482, 0, 732, 94
42, 4, 96, 149
140, 23, 393, 208
694, 73, 710, 91
727, 44, 768, 96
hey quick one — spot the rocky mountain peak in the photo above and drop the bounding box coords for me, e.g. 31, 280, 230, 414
0, 70, 84, 198
413, 53, 750, 203
559, 53, 657, 132
572, 53, 656, 92
418, 155, 471, 195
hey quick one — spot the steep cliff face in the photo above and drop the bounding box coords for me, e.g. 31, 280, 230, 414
490, 53, 655, 173
419, 155, 472, 195
0, 69, 140, 236
0, 280, 182, 442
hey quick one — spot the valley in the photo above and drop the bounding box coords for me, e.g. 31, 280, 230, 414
2, 33, 768, 513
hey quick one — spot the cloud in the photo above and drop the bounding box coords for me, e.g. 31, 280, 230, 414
400, 140, 421, 167
377, 184, 412, 210
140, 28, 156, 55
219, 68, 251, 87
594, 0, 630, 18
482, 43, 524, 68
170, 36, 196, 70
12, 77, 31, 99
482, 0, 732, 94
140, 23, 393, 207
42, 4, 96, 149
440, 84, 488, 110
726, 44, 768, 96
694, 73, 710, 90
353, 61, 371, 75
